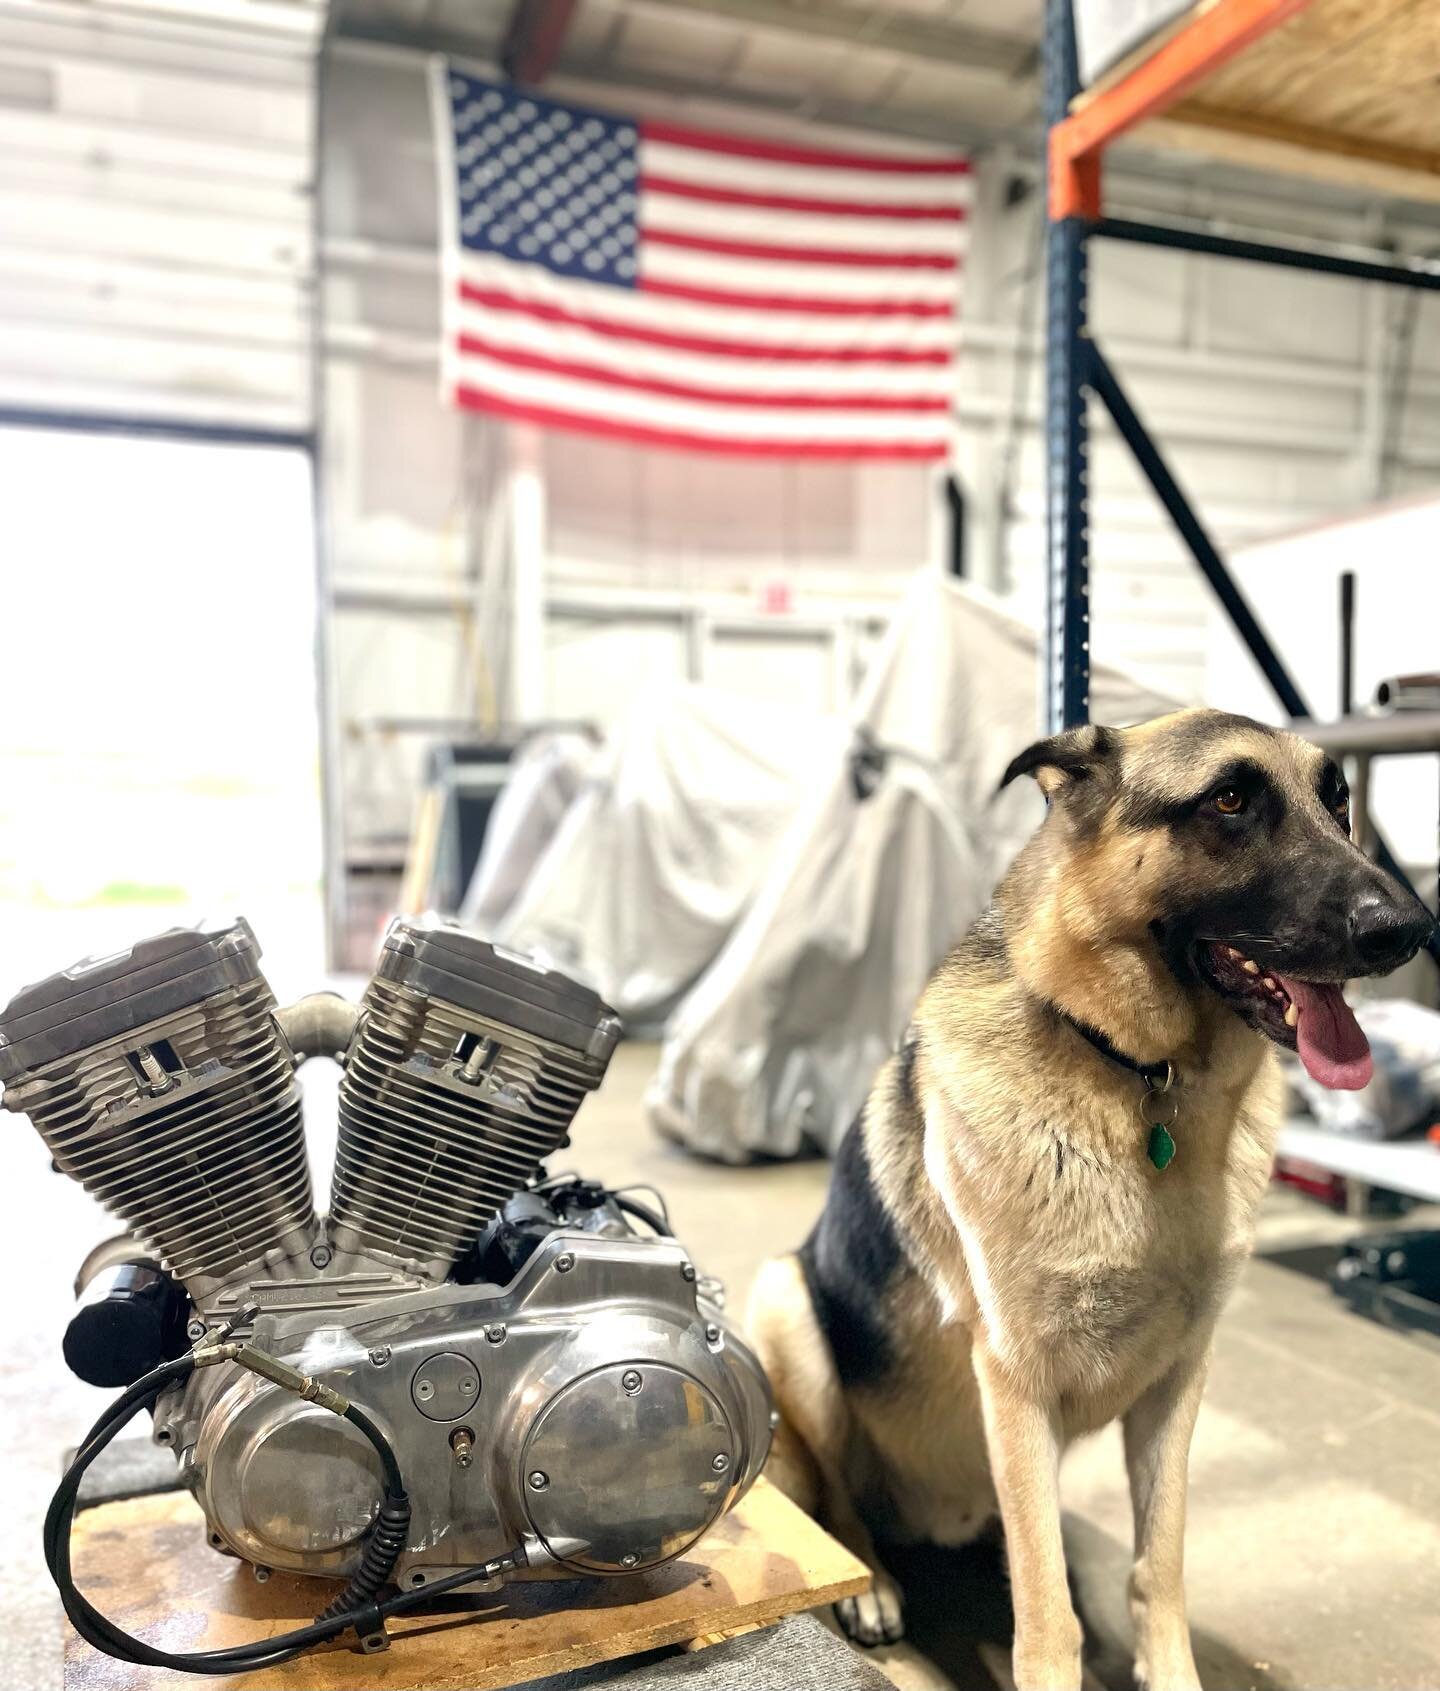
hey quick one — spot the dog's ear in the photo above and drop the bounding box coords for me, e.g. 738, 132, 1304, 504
998, 724, 1116, 799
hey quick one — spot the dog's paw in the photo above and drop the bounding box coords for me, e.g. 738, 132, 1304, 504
834, 1572, 905, 1647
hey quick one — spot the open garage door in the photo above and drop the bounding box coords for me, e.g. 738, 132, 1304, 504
0, 0, 321, 438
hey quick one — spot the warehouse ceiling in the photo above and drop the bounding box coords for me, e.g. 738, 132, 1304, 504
333, 0, 1043, 148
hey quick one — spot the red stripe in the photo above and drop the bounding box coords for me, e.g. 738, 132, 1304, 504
456, 332, 948, 412
641, 276, 955, 318
639, 173, 965, 222
453, 383, 949, 459
643, 226, 957, 270
642, 119, 970, 176
456, 281, 953, 364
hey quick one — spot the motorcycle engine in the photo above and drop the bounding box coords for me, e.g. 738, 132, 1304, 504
1, 917, 771, 1600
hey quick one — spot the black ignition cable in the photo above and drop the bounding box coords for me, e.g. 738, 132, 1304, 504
44, 1323, 525, 1676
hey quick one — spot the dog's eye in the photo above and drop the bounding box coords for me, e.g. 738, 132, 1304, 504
1214, 788, 1246, 815
1335, 798, 1351, 834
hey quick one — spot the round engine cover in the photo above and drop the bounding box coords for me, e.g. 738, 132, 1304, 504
200, 1392, 385, 1571
520, 1363, 734, 1573
239, 1406, 383, 1555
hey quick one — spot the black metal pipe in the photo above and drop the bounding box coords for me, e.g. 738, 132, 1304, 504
1093, 217, 1440, 293
945, 473, 967, 577
1085, 339, 1440, 965
1339, 572, 1355, 718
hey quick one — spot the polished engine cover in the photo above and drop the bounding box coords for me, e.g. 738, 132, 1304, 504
160, 1229, 771, 1586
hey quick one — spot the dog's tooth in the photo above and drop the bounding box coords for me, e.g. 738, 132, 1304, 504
1284, 1003, 1299, 1028
1262, 976, 1278, 990
1224, 946, 1242, 958
1242, 959, 1259, 974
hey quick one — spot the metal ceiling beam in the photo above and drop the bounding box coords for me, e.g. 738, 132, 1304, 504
547, 55, 1025, 151
501, 0, 579, 84
330, 18, 1027, 148
618, 0, 1035, 77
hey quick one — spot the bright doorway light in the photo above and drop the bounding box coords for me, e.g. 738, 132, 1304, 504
0, 427, 322, 997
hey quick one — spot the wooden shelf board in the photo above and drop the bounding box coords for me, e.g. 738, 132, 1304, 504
1072, 0, 1440, 208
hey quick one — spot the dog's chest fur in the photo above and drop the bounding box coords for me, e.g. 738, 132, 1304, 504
862, 992, 1281, 1440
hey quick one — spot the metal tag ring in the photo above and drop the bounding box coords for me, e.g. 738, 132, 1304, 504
1141, 1088, 1179, 1128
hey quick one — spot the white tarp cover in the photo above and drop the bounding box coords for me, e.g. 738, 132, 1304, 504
468, 684, 843, 1026
646, 572, 1178, 1162
459, 731, 598, 934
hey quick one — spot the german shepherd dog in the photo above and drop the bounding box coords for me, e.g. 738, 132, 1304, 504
748, 710, 1433, 1691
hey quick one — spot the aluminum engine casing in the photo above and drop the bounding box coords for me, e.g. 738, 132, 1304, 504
3, 916, 772, 1600
159, 1228, 771, 1587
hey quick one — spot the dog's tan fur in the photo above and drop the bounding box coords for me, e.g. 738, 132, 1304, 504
747, 709, 1424, 1691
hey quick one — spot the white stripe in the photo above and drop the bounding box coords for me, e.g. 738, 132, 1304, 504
641, 189, 967, 257
455, 298, 954, 400
640, 241, 959, 304
448, 346, 950, 445
641, 140, 974, 209
453, 251, 960, 353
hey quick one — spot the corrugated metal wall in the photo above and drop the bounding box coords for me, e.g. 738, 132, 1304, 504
0, 0, 320, 433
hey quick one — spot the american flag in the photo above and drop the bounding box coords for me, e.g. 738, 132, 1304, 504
432, 64, 969, 460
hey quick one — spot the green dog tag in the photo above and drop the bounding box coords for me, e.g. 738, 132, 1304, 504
1147, 1124, 1176, 1170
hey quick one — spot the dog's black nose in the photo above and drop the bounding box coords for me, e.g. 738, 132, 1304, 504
1347, 890, 1433, 973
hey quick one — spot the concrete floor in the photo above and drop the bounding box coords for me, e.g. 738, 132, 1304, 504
5, 1037, 1440, 1689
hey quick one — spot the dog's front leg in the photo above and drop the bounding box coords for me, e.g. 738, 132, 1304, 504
1122, 1346, 1210, 1691
973, 1343, 1082, 1691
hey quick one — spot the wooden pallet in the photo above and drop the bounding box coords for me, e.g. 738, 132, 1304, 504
63, 1477, 869, 1691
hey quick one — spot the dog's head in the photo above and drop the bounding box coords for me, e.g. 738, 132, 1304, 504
999, 708, 1434, 1088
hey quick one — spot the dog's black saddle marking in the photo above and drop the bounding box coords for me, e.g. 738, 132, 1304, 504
895, 1032, 919, 1111
800, 1115, 905, 1390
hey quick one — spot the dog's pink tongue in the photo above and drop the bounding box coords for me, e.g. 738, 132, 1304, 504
1275, 975, 1372, 1090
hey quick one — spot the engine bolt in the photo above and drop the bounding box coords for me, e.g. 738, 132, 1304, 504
554, 1253, 575, 1273
528, 1471, 549, 1490
680, 1262, 696, 1283
459, 1377, 477, 1395
416, 1380, 435, 1401
309, 1243, 333, 1270
711, 1454, 729, 1473
620, 1553, 639, 1569
186, 1318, 207, 1343
450, 1427, 474, 1469
704, 1323, 721, 1344
253, 1565, 271, 1584
368, 1346, 392, 1367
621, 1370, 642, 1394
485, 1324, 507, 1344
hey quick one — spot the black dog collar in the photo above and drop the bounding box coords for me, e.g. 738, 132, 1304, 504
1057, 1011, 1180, 1170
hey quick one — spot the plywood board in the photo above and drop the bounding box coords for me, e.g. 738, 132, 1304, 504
1175, 0, 1440, 156
1077, 0, 1440, 204
63, 1477, 869, 1691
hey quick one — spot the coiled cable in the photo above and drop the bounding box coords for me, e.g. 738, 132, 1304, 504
44, 1345, 523, 1676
